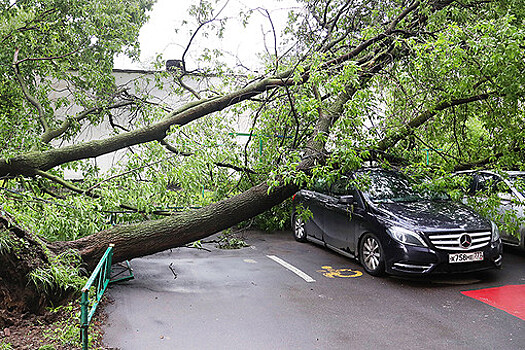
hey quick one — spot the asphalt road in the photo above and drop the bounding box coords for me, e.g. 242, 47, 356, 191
103, 230, 525, 350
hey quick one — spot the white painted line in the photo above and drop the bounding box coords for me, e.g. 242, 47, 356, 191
266, 255, 316, 283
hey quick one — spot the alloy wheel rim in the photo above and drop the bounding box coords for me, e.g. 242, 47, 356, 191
363, 237, 381, 270
294, 216, 305, 239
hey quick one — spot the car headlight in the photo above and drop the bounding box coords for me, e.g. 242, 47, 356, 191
491, 221, 500, 242
387, 226, 428, 247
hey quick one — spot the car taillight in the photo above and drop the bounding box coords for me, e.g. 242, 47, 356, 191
292, 194, 296, 201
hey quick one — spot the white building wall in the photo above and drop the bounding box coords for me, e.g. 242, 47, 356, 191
48, 69, 251, 179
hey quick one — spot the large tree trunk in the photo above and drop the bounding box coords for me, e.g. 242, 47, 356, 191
51, 181, 299, 268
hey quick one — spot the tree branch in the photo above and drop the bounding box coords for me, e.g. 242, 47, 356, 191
83, 154, 179, 195
182, 0, 230, 70
34, 170, 175, 216
34, 170, 100, 198
159, 139, 193, 157
12, 48, 49, 133
453, 146, 523, 172
40, 100, 135, 144
321, 1, 421, 68
376, 92, 496, 151
0, 8, 58, 45
0, 77, 288, 177
176, 74, 201, 99
14, 45, 84, 66
214, 162, 257, 174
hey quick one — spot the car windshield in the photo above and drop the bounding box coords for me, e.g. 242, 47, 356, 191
356, 170, 427, 203
509, 174, 525, 196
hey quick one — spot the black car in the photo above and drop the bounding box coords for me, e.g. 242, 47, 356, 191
291, 168, 503, 276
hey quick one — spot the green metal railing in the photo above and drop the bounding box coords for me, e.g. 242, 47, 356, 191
80, 244, 113, 349
80, 244, 134, 350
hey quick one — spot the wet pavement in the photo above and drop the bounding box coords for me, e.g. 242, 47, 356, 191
103, 230, 525, 349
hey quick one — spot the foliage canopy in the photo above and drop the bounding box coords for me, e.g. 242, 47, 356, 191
0, 0, 524, 244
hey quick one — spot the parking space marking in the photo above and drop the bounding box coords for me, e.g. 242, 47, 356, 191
317, 266, 363, 278
461, 284, 525, 321
266, 255, 316, 283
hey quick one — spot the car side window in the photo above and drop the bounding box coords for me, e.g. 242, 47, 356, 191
330, 177, 365, 208
465, 175, 476, 195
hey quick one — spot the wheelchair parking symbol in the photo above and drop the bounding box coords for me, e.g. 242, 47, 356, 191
317, 266, 363, 278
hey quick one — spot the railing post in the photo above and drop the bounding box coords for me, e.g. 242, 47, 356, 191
106, 244, 114, 282
80, 289, 89, 350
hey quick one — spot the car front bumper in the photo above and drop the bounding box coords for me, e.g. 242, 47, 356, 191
384, 239, 503, 276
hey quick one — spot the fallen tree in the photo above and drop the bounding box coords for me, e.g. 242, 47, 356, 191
1, 0, 524, 320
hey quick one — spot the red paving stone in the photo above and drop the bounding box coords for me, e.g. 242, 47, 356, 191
461, 284, 525, 321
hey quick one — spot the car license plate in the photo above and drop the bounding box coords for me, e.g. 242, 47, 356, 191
449, 251, 484, 263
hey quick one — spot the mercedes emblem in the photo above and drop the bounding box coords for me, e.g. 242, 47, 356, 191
459, 234, 473, 249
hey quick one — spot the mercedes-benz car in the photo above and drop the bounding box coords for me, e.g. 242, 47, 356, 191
291, 168, 503, 276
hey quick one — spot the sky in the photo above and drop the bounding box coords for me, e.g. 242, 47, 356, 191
114, 0, 300, 71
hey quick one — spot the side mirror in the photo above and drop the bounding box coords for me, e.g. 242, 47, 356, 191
338, 195, 354, 205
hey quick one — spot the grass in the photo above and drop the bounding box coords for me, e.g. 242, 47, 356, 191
28, 250, 86, 301
0, 342, 13, 350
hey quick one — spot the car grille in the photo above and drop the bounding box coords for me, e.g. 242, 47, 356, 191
426, 231, 491, 251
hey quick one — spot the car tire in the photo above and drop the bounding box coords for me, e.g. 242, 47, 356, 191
359, 233, 386, 276
293, 213, 307, 242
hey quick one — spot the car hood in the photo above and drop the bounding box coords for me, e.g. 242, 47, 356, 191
374, 200, 490, 231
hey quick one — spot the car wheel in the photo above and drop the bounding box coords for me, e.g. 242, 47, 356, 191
359, 233, 386, 276
293, 214, 307, 242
